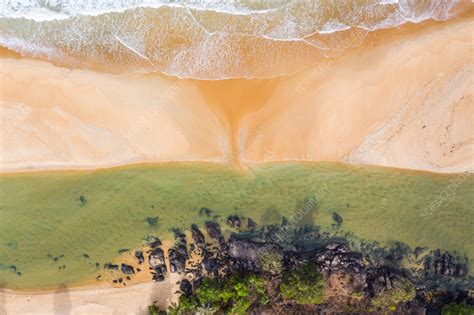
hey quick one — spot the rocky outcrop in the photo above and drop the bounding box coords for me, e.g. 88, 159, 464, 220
121, 263, 135, 275
149, 247, 167, 282
179, 279, 193, 297
424, 250, 467, 277
135, 250, 144, 264
191, 224, 206, 250
205, 221, 224, 244
227, 215, 241, 228
139, 219, 472, 313
168, 244, 188, 273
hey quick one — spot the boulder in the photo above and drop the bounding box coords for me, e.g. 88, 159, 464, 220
168, 244, 188, 273
424, 251, 467, 277
121, 263, 135, 274
227, 215, 241, 228
149, 248, 166, 268
205, 221, 224, 244
191, 224, 206, 249
104, 263, 119, 270
247, 218, 257, 231
135, 250, 144, 264
228, 235, 265, 270
180, 279, 193, 296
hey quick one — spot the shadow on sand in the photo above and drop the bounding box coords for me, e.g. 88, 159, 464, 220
53, 283, 72, 315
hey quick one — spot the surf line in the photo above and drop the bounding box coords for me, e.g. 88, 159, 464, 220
115, 35, 157, 68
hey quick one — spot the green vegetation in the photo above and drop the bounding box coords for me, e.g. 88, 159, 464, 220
148, 304, 165, 315
260, 249, 283, 274
0, 162, 473, 289
370, 279, 416, 311
442, 303, 474, 315
168, 274, 268, 314
280, 262, 325, 305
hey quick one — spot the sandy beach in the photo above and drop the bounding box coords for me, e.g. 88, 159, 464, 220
1, 13, 472, 174
0, 278, 179, 315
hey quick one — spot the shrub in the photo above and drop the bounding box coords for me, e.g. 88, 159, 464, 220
147, 304, 165, 315
442, 302, 474, 315
260, 250, 283, 275
371, 278, 416, 311
280, 262, 325, 305
196, 278, 221, 306
173, 274, 269, 313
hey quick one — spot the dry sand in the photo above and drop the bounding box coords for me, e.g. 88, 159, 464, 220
1, 14, 473, 173
0, 277, 180, 315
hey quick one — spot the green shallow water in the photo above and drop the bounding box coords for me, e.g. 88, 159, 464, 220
0, 162, 472, 289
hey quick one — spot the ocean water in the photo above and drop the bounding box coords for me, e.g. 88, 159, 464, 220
0, 0, 459, 79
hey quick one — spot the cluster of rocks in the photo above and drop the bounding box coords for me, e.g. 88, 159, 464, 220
102, 262, 136, 286
424, 249, 467, 277
147, 238, 167, 282
131, 214, 472, 313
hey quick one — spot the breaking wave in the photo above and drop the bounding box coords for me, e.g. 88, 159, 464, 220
0, 0, 459, 79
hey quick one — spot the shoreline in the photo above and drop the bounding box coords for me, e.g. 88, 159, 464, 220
0, 160, 469, 180
1, 14, 473, 175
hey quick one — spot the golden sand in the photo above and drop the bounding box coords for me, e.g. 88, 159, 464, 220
1, 14, 472, 174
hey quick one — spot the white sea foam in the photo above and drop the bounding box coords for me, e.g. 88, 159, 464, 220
0, 0, 460, 79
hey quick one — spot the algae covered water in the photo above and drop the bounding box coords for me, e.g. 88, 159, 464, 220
0, 162, 472, 289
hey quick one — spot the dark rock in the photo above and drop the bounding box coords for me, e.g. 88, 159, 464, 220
168, 244, 188, 273
152, 266, 166, 282
135, 250, 144, 264
104, 263, 119, 270
415, 247, 426, 257
228, 235, 265, 271
202, 257, 219, 276
199, 207, 213, 217
121, 263, 135, 274
388, 242, 411, 264
191, 224, 206, 249
247, 218, 257, 231
180, 279, 193, 297
332, 212, 343, 225
149, 248, 165, 268
148, 247, 167, 281
424, 251, 467, 277
147, 236, 162, 249
227, 215, 241, 228
205, 221, 224, 243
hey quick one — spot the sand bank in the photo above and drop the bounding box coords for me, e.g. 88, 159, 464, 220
1, 14, 472, 173
0, 277, 180, 315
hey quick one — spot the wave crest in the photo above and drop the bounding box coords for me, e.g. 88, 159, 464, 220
0, 0, 458, 79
